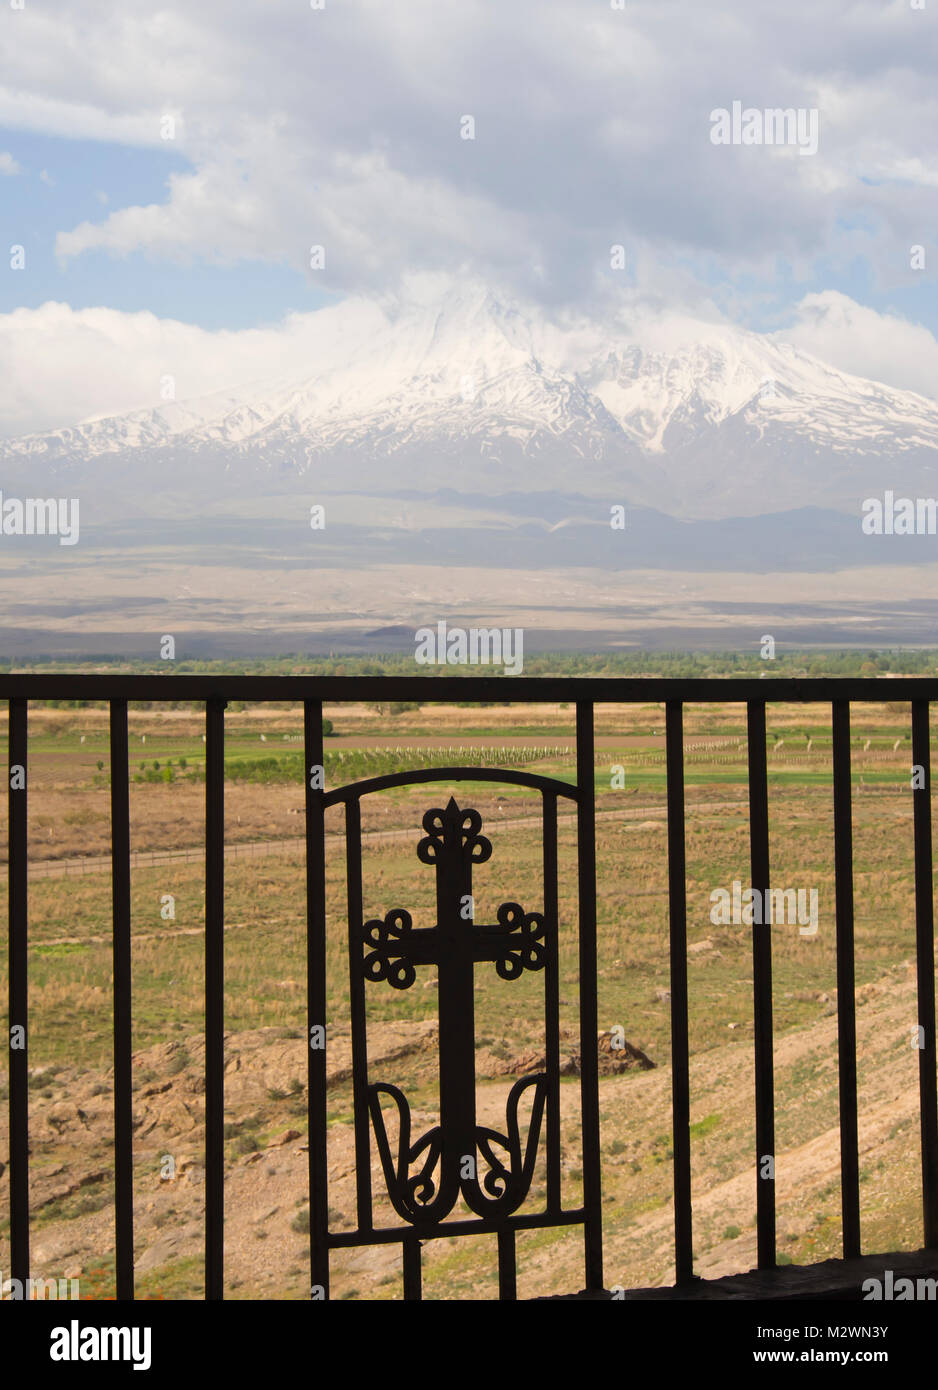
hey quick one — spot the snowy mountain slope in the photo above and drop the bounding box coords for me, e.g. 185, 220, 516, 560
4, 284, 938, 520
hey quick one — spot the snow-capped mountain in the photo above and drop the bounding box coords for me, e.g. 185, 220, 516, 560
4, 284, 938, 521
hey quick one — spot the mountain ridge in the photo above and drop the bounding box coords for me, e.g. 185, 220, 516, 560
4, 285, 938, 521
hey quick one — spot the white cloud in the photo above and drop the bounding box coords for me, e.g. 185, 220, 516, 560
0, 297, 383, 436
0, 90, 169, 149
0, 151, 21, 175
0, 0, 924, 302
778, 291, 938, 402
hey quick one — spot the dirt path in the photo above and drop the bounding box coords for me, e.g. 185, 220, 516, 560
27, 798, 750, 886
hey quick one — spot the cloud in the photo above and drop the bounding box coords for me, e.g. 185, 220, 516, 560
778, 291, 938, 402
0, 0, 922, 304
0, 297, 384, 436
0, 89, 167, 148
0, 151, 21, 175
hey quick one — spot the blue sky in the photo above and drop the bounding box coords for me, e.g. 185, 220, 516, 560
2, 0, 938, 433
0, 132, 331, 328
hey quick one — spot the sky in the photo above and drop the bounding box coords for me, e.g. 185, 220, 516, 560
2, 0, 938, 436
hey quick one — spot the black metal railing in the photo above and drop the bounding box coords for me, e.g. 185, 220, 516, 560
3, 675, 938, 1300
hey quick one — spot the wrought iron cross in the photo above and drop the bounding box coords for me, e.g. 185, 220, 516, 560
356, 797, 548, 1226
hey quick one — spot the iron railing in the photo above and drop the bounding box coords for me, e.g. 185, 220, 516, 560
3, 675, 938, 1299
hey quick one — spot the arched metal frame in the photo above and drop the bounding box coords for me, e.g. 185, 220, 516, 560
313, 759, 603, 1301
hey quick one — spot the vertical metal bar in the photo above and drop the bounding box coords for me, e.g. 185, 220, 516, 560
542, 791, 562, 1216
832, 700, 861, 1259
666, 701, 693, 1284
7, 697, 29, 1287
911, 701, 938, 1248
204, 695, 226, 1299
110, 700, 134, 1300
435, 804, 478, 1199
305, 700, 330, 1299
498, 1228, 517, 1300
402, 1234, 422, 1301
575, 701, 604, 1291
747, 700, 775, 1269
346, 797, 372, 1232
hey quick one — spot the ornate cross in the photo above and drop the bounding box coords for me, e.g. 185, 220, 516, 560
355, 797, 549, 1226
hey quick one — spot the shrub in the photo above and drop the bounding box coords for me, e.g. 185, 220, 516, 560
166, 1050, 189, 1076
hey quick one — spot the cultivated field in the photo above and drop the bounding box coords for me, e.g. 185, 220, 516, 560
0, 696, 934, 1298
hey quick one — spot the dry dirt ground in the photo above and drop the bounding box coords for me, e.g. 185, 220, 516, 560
4, 551, 938, 648
1, 961, 928, 1300
7, 781, 569, 865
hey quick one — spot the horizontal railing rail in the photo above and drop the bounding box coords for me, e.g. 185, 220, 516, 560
4, 674, 938, 702
3, 675, 938, 1300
